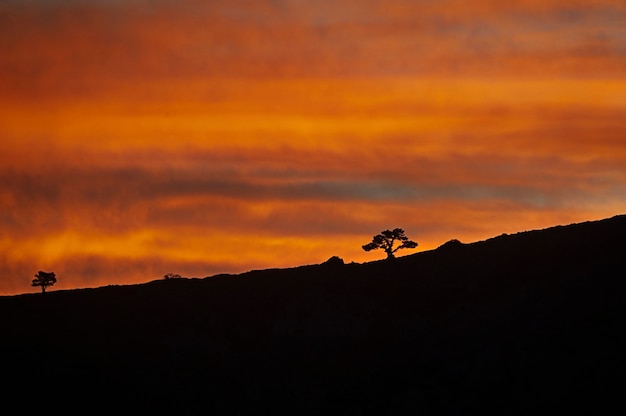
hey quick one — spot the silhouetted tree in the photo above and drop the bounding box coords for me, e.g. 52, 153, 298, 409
362, 228, 418, 259
32, 271, 57, 293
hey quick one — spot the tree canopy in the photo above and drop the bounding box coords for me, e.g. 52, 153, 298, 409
32, 271, 57, 293
362, 228, 418, 259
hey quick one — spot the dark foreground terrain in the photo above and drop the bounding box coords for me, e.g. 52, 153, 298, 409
2, 215, 626, 414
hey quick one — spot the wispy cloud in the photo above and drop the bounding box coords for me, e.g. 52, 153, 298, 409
1, 1, 625, 294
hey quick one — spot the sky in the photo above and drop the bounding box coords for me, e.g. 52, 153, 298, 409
1, 0, 626, 295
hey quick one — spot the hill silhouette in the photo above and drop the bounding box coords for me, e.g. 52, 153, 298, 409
2, 215, 626, 414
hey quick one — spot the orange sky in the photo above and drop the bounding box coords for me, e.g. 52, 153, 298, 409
1, 0, 626, 295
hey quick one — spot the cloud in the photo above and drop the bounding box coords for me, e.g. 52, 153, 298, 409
1, 1, 625, 294
2, 0, 625, 101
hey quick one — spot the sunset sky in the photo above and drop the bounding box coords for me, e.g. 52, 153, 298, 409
1, 0, 625, 295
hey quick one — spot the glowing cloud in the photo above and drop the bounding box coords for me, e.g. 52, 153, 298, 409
1, 0, 625, 294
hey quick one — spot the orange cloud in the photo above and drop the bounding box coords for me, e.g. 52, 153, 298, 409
2, 0, 625, 101
1, 1, 625, 294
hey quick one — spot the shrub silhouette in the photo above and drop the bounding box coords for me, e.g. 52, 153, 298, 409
32, 271, 57, 293
437, 238, 463, 250
164, 273, 182, 280
362, 228, 418, 259
322, 256, 345, 267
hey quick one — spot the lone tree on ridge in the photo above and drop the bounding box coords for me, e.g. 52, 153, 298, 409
32, 271, 57, 293
362, 228, 418, 260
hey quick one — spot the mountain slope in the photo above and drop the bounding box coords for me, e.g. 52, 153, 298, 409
1, 215, 625, 414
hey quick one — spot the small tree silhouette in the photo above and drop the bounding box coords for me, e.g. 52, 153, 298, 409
362, 228, 418, 259
32, 271, 57, 293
